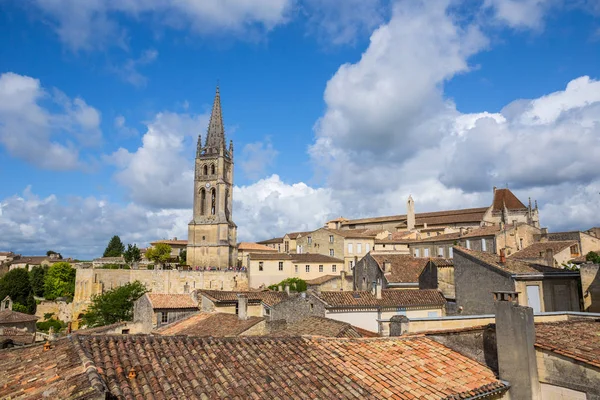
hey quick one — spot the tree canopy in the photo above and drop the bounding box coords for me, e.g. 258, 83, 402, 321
586, 251, 600, 264
103, 235, 125, 257
46, 250, 62, 258
44, 262, 76, 301
0, 268, 35, 313
81, 281, 147, 328
123, 244, 142, 264
146, 243, 172, 266
29, 265, 48, 297
179, 249, 187, 265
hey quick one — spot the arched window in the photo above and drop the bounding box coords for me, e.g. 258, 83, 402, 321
211, 188, 216, 215
203, 165, 208, 175
200, 188, 206, 215
211, 164, 216, 175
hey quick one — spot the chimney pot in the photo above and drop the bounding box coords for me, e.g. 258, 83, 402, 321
128, 367, 137, 379
375, 280, 382, 300
499, 248, 506, 264
43, 341, 51, 351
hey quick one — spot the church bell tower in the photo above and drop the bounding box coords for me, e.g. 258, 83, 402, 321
187, 86, 237, 268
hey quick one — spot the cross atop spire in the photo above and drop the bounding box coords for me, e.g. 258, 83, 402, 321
205, 85, 225, 154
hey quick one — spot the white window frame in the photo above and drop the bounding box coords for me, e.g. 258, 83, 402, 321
329, 249, 334, 257
481, 239, 487, 252
329, 235, 334, 243
466, 239, 471, 250
424, 248, 430, 257
449, 247, 454, 258
305, 265, 310, 273
332, 265, 337, 272
348, 243, 353, 254
414, 248, 420, 257
294, 265, 298, 273
308, 236, 312, 244
357, 243, 362, 254
438, 247, 444, 257
366, 244, 370, 253
319, 265, 323, 273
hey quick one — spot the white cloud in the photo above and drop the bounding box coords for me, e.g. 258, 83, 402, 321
31, 0, 293, 51
0, 72, 101, 170
111, 48, 158, 87
483, 0, 555, 30
108, 111, 207, 209
239, 138, 279, 179
114, 115, 139, 137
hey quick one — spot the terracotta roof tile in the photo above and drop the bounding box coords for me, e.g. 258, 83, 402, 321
340, 207, 489, 228
316, 289, 446, 308
509, 241, 578, 260
370, 254, 438, 283
271, 316, 363, 338
492, 188, 527, 211
454, 246, 570, 275
256, 237, 283, 245
0, 309, 39, 323
286, 231, 311, 239
534, 319, 600, 368
155, 312, 265, 336
237, 242, 279, 252
0, 334, 508, 399
198, 289, 288, 307
146, 293, 198, 309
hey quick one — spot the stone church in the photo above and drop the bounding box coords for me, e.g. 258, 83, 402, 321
187, 87, 237, 268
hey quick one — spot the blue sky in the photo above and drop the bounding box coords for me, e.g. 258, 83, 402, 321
0, 0, 599, 259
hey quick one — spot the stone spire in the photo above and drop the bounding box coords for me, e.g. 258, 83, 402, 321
205, 85, 225, 154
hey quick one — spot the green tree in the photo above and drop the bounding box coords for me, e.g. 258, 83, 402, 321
12, 303, 29, 313
44, 262, 76, 301
81, 281, 147, 328
145, 243, 172, 267
179, 249, 187, 265
0, 268, 36, 313
29, 265, 49, 297
268, 277, 307, 293
103, 235, 125, 257
123, 244, 142, 265
586, 251, 600, 264
46, 250, 62, 258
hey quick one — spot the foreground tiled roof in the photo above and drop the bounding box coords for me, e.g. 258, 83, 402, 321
491, 188, 527, 211
454, 247, 570, 275
155, 312, 265, 337
0, 334, 506, 399
0, 309, 39, 323
370, 254, 433, 283
509, 241, 578, 260
271, 316, 362, 338
534, 319, 600, 368
146, 293, 197, 309
316, 289, 446, 308
237, 242, 279, 252
198, 289, 288, 307
290, 253, 344, 263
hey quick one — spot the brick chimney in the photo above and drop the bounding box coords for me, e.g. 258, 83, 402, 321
545, 248, 554, 267
494, 291, 541, 400
383, 261, 392, 273
499, 248, 506, 264
236, 294, 248, 321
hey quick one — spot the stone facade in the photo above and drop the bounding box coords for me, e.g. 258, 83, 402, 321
581, 263, 600, 312
187, 87, 237, 269
537, 349, 600, 399
265, 292, 326, 323
72, 268, 248, 328
35, 300, 73, 322
133, 295, 198, 332
542, 230, 600, 256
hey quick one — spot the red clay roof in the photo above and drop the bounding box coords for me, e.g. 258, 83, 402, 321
237, 242, 278, 252
509, 241, 578, 260
290, 253, 344, 263
339, 207, 489, 228
316, 289, 447, 308
285, 231, 311, 239
492, 188, 527, 211
146, 294, 197, 309
534, 319, 600, 368
305, 274, 351, 285
155, 312, 264, 336
256, 237, 283, 244
198, 289, 288, 307
0, 309, 39, 323
271, 316, 362, 338
370, 254, 435, 284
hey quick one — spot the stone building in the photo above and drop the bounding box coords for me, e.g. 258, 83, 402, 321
509, 240, 581, 266
197, 289, 288, 317
187, 86, 237, 269
237, 242, 277, 268
282, 231, 311, 254
295, 228, 376, 273
305, 273, 353, 291
246, 252, 343, 289
133, 293, 199, 332
418, 259, 456, 300
256, 237, 284, 252
581, 262, 600, 312
0, 296, 38, 347
453, 247, 581, 315
149, 238, 188, 259
538, 229, 600, 256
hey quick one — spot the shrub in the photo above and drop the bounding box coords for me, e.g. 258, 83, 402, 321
268, 277, 307, 293
36, 319, 66, 333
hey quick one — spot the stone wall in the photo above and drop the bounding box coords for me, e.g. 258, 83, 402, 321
353, 253, 384, 291
537, 348, 600, 399
268, 293, 326, 324
73, 268, 248, 324
581, 263, 600, 312
35, 301, 73, 322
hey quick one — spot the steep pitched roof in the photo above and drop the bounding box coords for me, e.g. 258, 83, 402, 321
454, 246, 572, 275
205, 85, 226, 153
315, 289, 446, 308
492, 188, 527, 211
271, 316, 362, 338
370, 254, 434, 284
509, 241, 578, 260
146, 294, 197, 309
155, 312, 264, 337
285, 231, 311, 239
237, 242, 278, 252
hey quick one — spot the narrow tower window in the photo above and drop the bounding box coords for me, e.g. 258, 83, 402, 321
211, 164, 216, 175
211, 188, 216, 215
200, 188, 206, 215
225, 188, 230, 220
203, 165, 208, 175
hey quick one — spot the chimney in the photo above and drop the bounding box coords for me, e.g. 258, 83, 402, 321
407, 195, 415, 231
375, 280, 382, 300
388, 315, 410, 336
540, 227, 548, 242
545, 248, 554, 267
236, 294, 248, 321
494, 291, 541, 400
284, 285, 290, 295
67, 322, 72, 334
383, 261, 392, 273
340, 270, 347, 291
173, 237, 177, 241
459, 227, 465, 237
499, 248, 506, 264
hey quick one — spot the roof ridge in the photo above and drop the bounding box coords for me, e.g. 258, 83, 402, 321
70, 335, 109, 396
